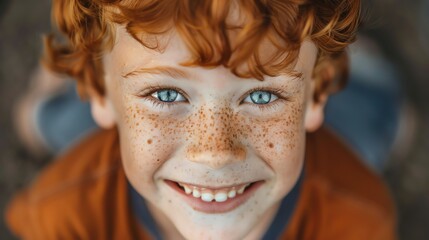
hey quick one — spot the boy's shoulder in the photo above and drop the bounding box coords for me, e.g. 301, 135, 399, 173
307, 127, 395, 215
283, 127, 396, 239
5, 129, 149, 239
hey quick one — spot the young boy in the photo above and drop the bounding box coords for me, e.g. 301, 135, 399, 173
6, 0, 397, 239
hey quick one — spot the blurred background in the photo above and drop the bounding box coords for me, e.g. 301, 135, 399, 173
0, 0, 428, 239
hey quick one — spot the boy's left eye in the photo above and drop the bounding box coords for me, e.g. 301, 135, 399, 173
243, 90, 278, 105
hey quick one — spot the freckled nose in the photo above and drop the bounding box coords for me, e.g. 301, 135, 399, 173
185, 107, 246, 169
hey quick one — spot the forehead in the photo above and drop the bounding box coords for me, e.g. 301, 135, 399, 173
111, 26, 191, 70
106, 26, 318, 82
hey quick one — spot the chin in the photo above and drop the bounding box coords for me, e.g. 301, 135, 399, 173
162, 192, 271, 240
174, 218, 254, 240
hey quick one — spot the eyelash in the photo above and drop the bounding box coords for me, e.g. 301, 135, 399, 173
137, 85, 289, 110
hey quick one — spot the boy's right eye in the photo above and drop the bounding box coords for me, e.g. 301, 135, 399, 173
151, 89, 186, 103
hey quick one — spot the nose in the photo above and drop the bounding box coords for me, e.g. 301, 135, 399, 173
185, 107, 246, 169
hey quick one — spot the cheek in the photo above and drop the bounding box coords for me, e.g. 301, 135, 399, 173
117, 101, 184, 182
240, 101, 306, 171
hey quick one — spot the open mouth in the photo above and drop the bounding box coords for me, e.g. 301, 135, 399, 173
165, 180, 263, 213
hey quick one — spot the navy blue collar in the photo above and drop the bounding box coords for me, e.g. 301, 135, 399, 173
129, 173, 303, 240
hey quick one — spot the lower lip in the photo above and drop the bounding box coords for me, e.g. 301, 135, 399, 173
165, 180, 264, 214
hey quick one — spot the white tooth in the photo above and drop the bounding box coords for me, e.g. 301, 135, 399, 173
184, 185, 192, 194
237, 185, 246, 194
228, 189, 237, 198
178, 182, 184, 187
201, 192, 214, 202
192, 188, 201, 198
214, 192, 228, 202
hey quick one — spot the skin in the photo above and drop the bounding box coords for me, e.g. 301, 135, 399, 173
91, 25, 327, 240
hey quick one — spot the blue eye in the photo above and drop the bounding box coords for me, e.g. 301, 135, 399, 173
151, 89, 186, 102
244, 90, 278, 104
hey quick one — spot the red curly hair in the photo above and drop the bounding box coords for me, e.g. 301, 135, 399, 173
44, 0, 361, 100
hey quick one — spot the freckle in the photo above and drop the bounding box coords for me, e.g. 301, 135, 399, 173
269, 143, 274, 148
147, 139, 152, 144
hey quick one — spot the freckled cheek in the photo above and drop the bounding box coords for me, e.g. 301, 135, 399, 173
245, 124, 305, 197
243, 104, 306, 167
118, 104, 184, 180
250, 124, 304, 165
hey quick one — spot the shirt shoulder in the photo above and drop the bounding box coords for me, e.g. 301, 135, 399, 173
5, 129, 149, 240
307, 127, 396, 217
283, 127, 397, 240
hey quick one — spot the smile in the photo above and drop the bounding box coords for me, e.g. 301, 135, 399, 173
178, 182, 251, 202
165, 180, 264, 213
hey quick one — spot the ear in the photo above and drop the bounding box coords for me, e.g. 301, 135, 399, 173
304, 90, 327, 133
304, 59, 337, 132
90, 95, 116, 129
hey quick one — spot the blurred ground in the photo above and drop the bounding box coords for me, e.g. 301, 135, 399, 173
0, 0, 428, 239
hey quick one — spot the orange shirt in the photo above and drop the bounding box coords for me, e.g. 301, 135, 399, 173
5, 128, 397, 239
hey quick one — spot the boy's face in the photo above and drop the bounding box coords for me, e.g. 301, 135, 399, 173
96, 26, 323, 239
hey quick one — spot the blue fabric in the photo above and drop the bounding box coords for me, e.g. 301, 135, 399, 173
324, 45, 402, 170
128, 173, 303, 240
325, 79, 400, 170
35, 84, 97, 153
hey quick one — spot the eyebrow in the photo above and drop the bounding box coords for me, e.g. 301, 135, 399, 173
122, 66, 190, 79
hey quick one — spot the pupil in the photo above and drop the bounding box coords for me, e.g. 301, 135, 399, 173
158, 90, 178, 102
251, 91, 271, 104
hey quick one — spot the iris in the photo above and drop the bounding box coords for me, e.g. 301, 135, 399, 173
250, 91, 271, 104
157, 89, 178, 102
